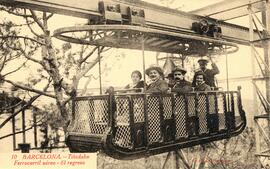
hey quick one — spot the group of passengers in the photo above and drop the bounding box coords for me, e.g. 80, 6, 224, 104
124, 56, 219, 93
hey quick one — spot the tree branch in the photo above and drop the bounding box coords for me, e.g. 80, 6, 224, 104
80, 75, 94, 96
0, 6, 32, 17
24, 9, 43, 38
0, 95, 40, 129
0, 78, 52, 129
73, 54, 103, 88
0, 125, 34, 140
78, 45, 87, 62
46, 13, 54, 20
79, 46, 98, 65
0, 22, 34, 27
0, 99, 25, 112
2, 60, 28, 77
0, 55, 7, 73
6, 43, 45, 68
42, 12, 48, 30
0, 35, 45, 46
4, 54, 20, 63
100, 47, 112, 53
0, 113, 45, 139
3, 79, 56, 99
29, 10, 45, 32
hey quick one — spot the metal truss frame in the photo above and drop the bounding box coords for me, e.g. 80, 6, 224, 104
249, 0, 270, 167
0, 0, 263, 46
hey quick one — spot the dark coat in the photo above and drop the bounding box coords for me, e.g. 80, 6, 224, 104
171, 79, 193, 93
146, 79, 169, 93
194, 83, 211, 91
124, 81, 145, 92
192, 63, 219, 87
125, 81, 144, 89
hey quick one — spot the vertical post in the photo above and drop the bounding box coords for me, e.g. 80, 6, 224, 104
225, 46, 229, 91
249, 5, 257, 121
98, 46, 102, 94
249, 4, 260, 163
22, 109, 26, 143
156, 52, 159, 65
174, 151, 180, 169
181, 57, 185, 68
142, 35, 146, 91
12, 108, 16, 150
262, 0, 270, 122
33, 111, 38, 148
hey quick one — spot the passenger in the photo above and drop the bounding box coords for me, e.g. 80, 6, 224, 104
145, 65, 169, 93
192, 56, 219, 88
194, 71, 211, 91
124, 70, 144, 92
166, 73, 175, 88
171, 66, 192, 93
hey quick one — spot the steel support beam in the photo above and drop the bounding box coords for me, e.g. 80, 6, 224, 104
0, 0, 262, 46
0, 0, 102, 18
262, 2, 270, 114
251, 0, 270, 164
249, 4, 261, 165
191, 0, 265, 21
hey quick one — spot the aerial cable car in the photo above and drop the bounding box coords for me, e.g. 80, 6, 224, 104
53, 1, 246, 160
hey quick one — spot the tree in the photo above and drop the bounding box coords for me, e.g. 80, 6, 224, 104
0, 6, 112, 135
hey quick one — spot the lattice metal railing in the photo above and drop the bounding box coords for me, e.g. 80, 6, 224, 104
69, 96, 109, 135
68, 91, 245, 155
147, 95, 162, 144
114, 96, 132, 148
175, 95, 188, 139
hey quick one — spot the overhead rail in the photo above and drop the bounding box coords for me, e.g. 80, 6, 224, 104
0, 0, 263, 47
191, 0, 265, 21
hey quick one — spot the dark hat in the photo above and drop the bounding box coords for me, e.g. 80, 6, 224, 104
198, 57, 209, 64
172, 66, 187, 75
194, 71, 207, 80
167, 73, 174, 78
145, 65, 164, 77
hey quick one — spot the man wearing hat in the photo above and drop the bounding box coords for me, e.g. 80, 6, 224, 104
145, 65, 169, 93
171, 66, 192, 93
192, 56, 219, 88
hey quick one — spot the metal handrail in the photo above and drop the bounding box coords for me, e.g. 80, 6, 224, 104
67, 89, 246, 159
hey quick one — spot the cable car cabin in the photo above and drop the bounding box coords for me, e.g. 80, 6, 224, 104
66, 88, 246, 159
51, 1, 245, 159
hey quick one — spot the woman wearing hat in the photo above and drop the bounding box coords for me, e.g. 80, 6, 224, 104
192, 56, 219, 88
124, 70, 145, 92
171, 66, 192, 93
145, 65, 169, 93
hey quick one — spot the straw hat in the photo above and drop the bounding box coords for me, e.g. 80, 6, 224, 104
145, 65, 164, 77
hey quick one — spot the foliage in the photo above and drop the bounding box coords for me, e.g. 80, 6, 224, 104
0, 6, 113, 150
